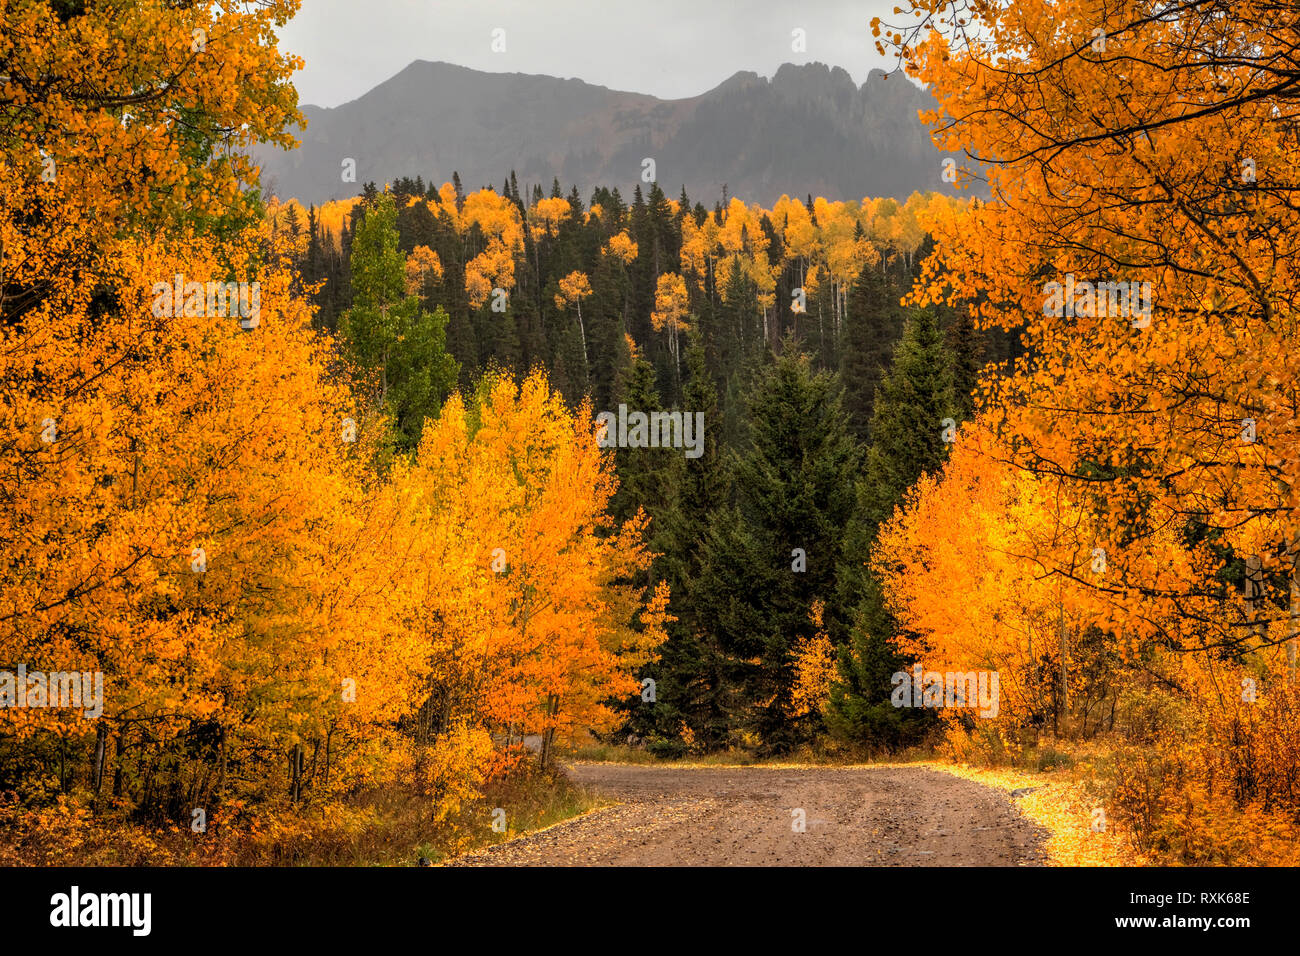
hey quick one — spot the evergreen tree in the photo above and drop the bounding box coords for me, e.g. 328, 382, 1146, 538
945, 307, 984, 420
587, 246, 631, 408
841, 263, 907, 439
340, 192, 459, 451
304, 205, 330, 331
829, 309, 954, 749
857, 309, 954, 532
694, 344, 863, 751
627, 185, 655, 346
632, 333, 732, 748
610, 346, 670, 524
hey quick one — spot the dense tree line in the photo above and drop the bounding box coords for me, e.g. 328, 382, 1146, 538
0, 1, 665, 851
275, 177, 1020, 754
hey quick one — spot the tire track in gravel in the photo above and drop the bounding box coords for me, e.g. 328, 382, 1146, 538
449, 763, 1049, 866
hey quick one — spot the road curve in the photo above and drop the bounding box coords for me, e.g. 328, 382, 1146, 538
450, 763, 1049, 866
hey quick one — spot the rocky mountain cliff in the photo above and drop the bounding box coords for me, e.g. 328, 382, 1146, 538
254, 60, 960, 205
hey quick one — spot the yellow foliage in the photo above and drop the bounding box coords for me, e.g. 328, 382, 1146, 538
789, 600, 836, 718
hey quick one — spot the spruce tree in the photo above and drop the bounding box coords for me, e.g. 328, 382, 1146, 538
639, 333, 732, 749
340, 192, 459, 452
829, 309, 954, 749
841, 264, 906, 440
857, 309, 955, 531
304, 206, 330, 332
945, 307, 984, 421
609, 348, 669, 524
694, 344, 863, 752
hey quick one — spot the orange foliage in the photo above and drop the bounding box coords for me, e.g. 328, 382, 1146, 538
0, 2, 667, 857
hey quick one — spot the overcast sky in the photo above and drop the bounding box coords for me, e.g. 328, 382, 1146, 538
279, 0, 905, 107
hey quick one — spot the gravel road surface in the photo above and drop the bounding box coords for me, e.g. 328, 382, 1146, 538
450, 763, 1049, 866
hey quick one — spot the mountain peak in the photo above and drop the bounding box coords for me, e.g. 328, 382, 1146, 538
257, 61, 957, 206
712, 69, 765, 93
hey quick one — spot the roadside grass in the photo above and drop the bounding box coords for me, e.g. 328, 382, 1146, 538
332, 762, 609, 867
430, 764, 613, 864
0, 762, 605, 867
920, 759, 1144, 866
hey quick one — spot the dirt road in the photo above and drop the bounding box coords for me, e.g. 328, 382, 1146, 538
450, 763, 1048, 866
